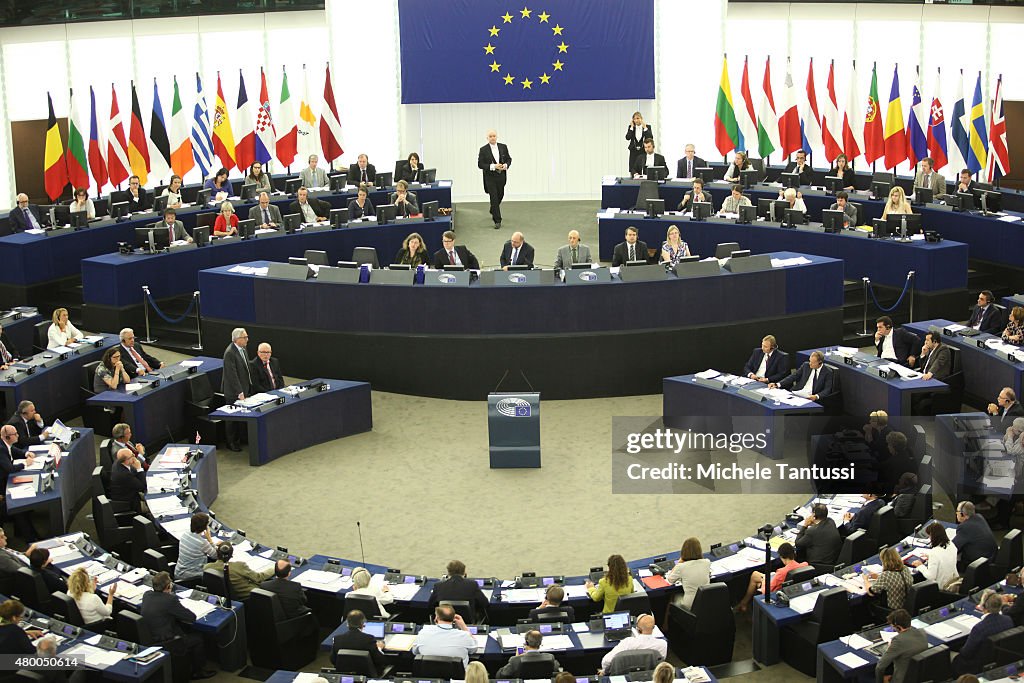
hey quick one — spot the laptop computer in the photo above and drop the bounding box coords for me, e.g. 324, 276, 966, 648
602, 611, 632, 641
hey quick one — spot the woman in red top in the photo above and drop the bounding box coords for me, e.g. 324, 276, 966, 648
213, 201, 239, 237
735, 542, 808, 612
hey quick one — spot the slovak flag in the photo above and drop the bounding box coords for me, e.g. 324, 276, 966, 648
926, 70, 948, 171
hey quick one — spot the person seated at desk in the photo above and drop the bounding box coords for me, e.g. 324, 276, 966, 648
260, 562, 318, 638
554, 229, 592, 270
676, 143, 706, 180
111, 422, 147, 469
500, 231, 535, 270
299, 154, 329, 188
175, 512, 218, 584
914, 157, 945, 197
349, 566, 395, 618
665, 537, 710, 610
93, 346, 130, 393
498, 629, 561, 677
955, 168, 977, 196
204, 167, 230, 201
881, 186, 913, 219
783, 149, 812, 186
599, 614, 665, 673
863, 410, 892, 459
1003, 417, 1024, 457
840, 490, 884, 536
878, 431, 915, 490
795, 503, 842, 567
952, 593, 1014, 676
776, 187, 807, 214
0, 530, 25, 592
891, 472, 920, 519
68, 566, 115, 629
27, 545, 66, 594
736, 542, 807, 612
204, 542, 285, 600
967, 290, 1002, 334
677, 178, 714, 211
119, 327, 161, 377
125, 175, 150, 212
660, 224, 690, 266
110, 447, 147, 512
6, 400, 49, 447
161, 174, 183, 208
829, 154, 855, 190
0, 599, 43, 655
391, 179, 419, 217
244, 161, 272, 194
348, 154, 377, 185
998, 567, 1024, 626
346, 186, 375, 220
394, 232, 430, 267
630, 137, 666, 179
743, 334, 787, 384
875, 315, 920, 367
412, 604, 477, 666
399, 152, 425, 184
47, 306, 82, 348
914, 331, 950, 380
156, 207, 193, 243
250, 342, 283, 393
719, 184, 752, 215
428, 559, 489, 620
769, 350, 833, 402
909, 523, 959, 590
529, 585, 575, 622
213, 201, 239, 237
864, 546, 914, 612
1, 425, 38, 542
10, 193, 44, 232
612, 225, 647, 267
1001, 306, 1024, 345
723, 151, 749, 183
141, 571, 216, 680
433, 230, 480, 270
953, 501, 998, 572
332, 609, 388, 676
68, 187, 95, 219
987, 387, 1024, 431
875, 608, 927, 683
0, 323, 21, 369
249, 192, 283, 230
292, 187, 329, 223
585, 553, 634, 613
830, 191, 857, 227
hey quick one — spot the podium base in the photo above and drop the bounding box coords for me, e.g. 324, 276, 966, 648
489, 446, 541, 469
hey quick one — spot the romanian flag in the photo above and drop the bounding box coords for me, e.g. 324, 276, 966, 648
967, 72, 988, 174
43, 93, 68, 201
128, 82, 151, 185
211, 72, 236, 170
882, 65, 907, 170
713, 56, 740, 157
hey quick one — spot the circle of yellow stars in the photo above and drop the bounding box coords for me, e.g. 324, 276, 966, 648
484, 7, 568, 90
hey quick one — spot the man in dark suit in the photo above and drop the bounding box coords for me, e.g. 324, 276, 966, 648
839, 491, 884, 536
9, 194, 44, 232
6, 401, 48, 447
109, 448, 147, 512
155, 208, 192, 243
432, 230, 480, 270
0, 323, 21, 369
794, 504, 842, 566
952, 593, 1015, 675
428, 559, 489, 622
743, 334, 788, 384
1, 424, 38, 541
630, 138, 667, 178
221, 328, 253, 452
499, 232, 535, 270
125, 176, 151, 213
953, 501, 998, 573
260, 562, 319, 642
528, 585, 575, 622
289, 187, 329, 224
331, 609, 388, 676
875, 316, 921, 367
140, 572, 215, 680
478, 130, 512, 229
248, 192, 284, 230
783, 149, 813, 186
611, 226, 648, 267
987, 387, 1024, 431
677, 178, 715, 211
250, 343, 284, 393
968, 290, 1002, 334
118, 328, 161, 377
497, 630, 560, 677
675, 144, 707, 180
874, 609, 927, 683
1002, 567, 1024, 626
347, 154, 377, 185
771, 351, 834, 403
914, 331, 951, 380
955, 168, 976, 196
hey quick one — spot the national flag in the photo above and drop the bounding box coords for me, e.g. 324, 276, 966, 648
149, 79, 171, 181
841, 61, 863, 162
320, 63, 344, 162
275, 66, 298, 167
211, 72, 236, 170
87, 86, 107, 189
926, 68, 948, 171
906, 71, 927, 167
950, 71, 970, 175
967, 72, 988, 174
127, 82, 151, 185
107, 85, 131, 187
736, 57, 758, 153
863, 64, 884, 164
800, 58, 823, 158
43, 93, 68, 201
986, 74, 1010, 183
195, 431, 201, 445
254, 68, 276, 166
883, 65, 907, 170
776, 62, 801, 158
66, 89, 89, 190
169, 76, 195, 178
713, 56, 740, 157
821, 60, 843, 163
756, 57, 779, 158
234, 70, 256, 173
297, 65, 318, 161
191, 73, 214, 178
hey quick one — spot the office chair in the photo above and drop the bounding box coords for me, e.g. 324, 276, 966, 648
783, 565, 820, 585
866, 505, 901, 548
304, 249, 329, 266
412, 654, 464, 679
439, 600, 475, 624
667, 583, 734, 665
131, 515, 177, 568
246, 587, 319, 670
332, 648, 380, 677
344, 592, 382, 620
91, 495, 133, 555
614, 592, 652, 617
780, 587, 852, 676
185, 373, 225, 445
959, 557, 992, 595
991, 626, 1024, 667
714, 242, 741, 259
605, 649, 663, 676
992, 529, 1022, 579
897, 485, 933, 537
12, 567, 51, 613
80, 360, 116, 435
33, 321, 49, 352
51, 592, 85, 627
903, 580, 948, 617
902, 645, 949, 683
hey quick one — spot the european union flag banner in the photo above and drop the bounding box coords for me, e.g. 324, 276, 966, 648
398, 0, 654, 104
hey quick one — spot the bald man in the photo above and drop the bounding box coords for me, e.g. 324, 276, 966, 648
499, 231, 535, 270
109, 448, 147, 512
600, 614, 667, 672
478, 130, 512, 229
554, 230, 593, 270
249, 343, 284, 393
10, 193, 43, 232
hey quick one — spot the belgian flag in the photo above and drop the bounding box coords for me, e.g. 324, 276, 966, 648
43, 93, 68, 201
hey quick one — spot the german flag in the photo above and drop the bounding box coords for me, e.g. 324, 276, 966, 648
43, 93, 68, 201
128, 82, 151, 185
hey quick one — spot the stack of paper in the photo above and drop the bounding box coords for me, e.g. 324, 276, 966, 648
788, 591, 822, 614
6, 483, 36, 499
180, 598, 218, 619
539, 634, 574, 651
694, 369, 721, 380
502, 588, 545, 603
147, 496, 188, 517
835, 652, 870, 669
64, 643, 125, 668
384, 633, 417, 651
924, 621, 962, 640
842, 633, 873, 650
681, 666, 712, 683
292, 570, 349, 591
562, 585, 589, 599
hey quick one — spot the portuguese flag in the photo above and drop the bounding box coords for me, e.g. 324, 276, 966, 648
863, 64, 884, 165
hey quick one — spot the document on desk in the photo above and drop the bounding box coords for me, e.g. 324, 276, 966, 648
694, 369, 721, 380
539, 634, 574, 651
681, 667, 712, 683
113, 581, 151, 602
386, 582, 422, 601
64, 643, 124, 668
147, 496, 188, 517
292, 569, 349, 591
951, 613, 982, 630
835, 652, 870, 669
6, 483, 35, 499
877, 363, 923, 380
238, 553, 275, 574
180, 597, 218, 619
384, 633, 417, 651
503, 588, 546, 603
499, 632, 525, 650
770, 257, 812, 267
924, 621, 962, 640
787, 591, 821, 615
179, 360, 204, 368
562, 585, 589, 599
472, 634, 490, 651
841, 633, 873, 650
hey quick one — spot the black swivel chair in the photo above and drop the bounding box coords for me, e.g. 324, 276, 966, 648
897, 484, 933, 537
990, 626, 1024, 667
605, 649, 663, 676
535, 610, 571, 623
615, 592, 652, 617
92, 495, 133, 555
332, 648, 379, 677
904, 580, 946, 617
131, 515, 177, 568
930, 348, 964, 415
116, 611, 192, 683
141, 548, 174, 575
80, 360, 116, 435
13, 567, 52, 613
51, 591, 85, 627
201, 567, 229, 600
516, 651, 561, 678
439, 600, 478, 624
344, 592, 382, 620
903, 644, 950, 683
667, 582, 734, 666
780, 587, 853, 676
33, 321, 49, 352
185, 373, 225, 445
245, 587, 319, 670
959, 557, 992, 595
866, 504, 901, 548
831, 529, 874, 572
412, 654, 464, 679
992, 529, 1022, 579
784, 566, 820, 585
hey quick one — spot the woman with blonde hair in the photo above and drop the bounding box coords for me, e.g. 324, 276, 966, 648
864, 546, 913, 612
660, 225, 691, 266
47, 307, 82, 348
652, 662, 675, 683
68, 566, 116, 626
347, 566, 395, 618
881, 186, 913, 218
213, 201, 239, 237
465, 661, 489, 683
625, 111, 653, 174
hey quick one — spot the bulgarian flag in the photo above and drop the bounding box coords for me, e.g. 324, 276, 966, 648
66, 88, 89, 190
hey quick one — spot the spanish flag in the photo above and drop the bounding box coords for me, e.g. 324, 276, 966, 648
44, 93, 68, 201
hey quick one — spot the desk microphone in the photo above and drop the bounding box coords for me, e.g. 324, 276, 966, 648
356, 521, 366, 566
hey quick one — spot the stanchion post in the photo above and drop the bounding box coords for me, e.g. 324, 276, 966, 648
141, 285, 157, 343
860, 277, 871, 336
908, 270, 916, 322
190, 291, 203, 351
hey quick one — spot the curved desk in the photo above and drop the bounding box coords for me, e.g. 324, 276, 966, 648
198, 252, 844, 399
5, 427, 95, 534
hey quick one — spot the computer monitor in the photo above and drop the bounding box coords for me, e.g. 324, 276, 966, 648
70, 210, 88, 229
196, 188, 211, 206
624, 260, 647, 267
644, 166, 668, 181
421, 200, 439, 220
110, 202, 129, 220
193, 226, 211, 246
329, 174, 346, 192
885, 212, 922, 238
421, 168, 437, 184
740, 168, 759, 189
237, 219, 255, 239
780, 172, 800, 189
821, 209, 845, 233
872, 218, 891, 239
444, 264, 466, 271
49, 204, 70, 227
135, 226, 170, 251
873, 171, 895, 184
288, 257, 308, 266
954, 191, 975, 212
756, 198, 788, 222
913, 186, 933, 205
239, 183, 257, 201
305, 250, 329, 266
330, 208, 349, 227
283, 213, 302, 233
375, 172, 394, 190
376, 203, 398, 225
570, 262, 591, 270
285, 178, 302, 196
975, 189, 1002, 214
870, 180, 892, 200
603, 612, 630, 631
690, 201, 712, 222
352, 246, 380, 269
695, 167, 715, 184
388, 263, 411, 271
507, 263, 531, 271
153, 195, 168, 214
736, 204, 756, 224
824, 175, 843, 195
730, 249, 751, 258
645, 198, 665, 218
783, 208, 807, 227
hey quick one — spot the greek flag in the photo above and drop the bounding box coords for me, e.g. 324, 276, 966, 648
191, 73, 214, 177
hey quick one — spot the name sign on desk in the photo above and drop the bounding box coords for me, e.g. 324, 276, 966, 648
478, 270, 556, 287
423, 270, 471, 287
317, 266, 360, 284
564, 267, 611, 285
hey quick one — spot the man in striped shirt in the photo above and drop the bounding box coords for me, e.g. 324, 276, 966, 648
175, 512, 217, 582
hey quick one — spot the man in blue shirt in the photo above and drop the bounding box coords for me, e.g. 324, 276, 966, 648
412, 604, 477, 666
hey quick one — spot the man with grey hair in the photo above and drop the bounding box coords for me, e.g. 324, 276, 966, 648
675, 143, 707, 180
248, 191, 283, 230
478, 129, 511, 229
119, 327, 162, 376
250, 343, 284, 393
770, 350, 834, 402
111, 422, 146, 468
299, 154, 328, 188
952, 592, 1014, 675
10, 193, 43, 232
499, 231, 534, 270
554, 230, 592, 270
953, 500, 998, 572
221, 328, 253, 452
